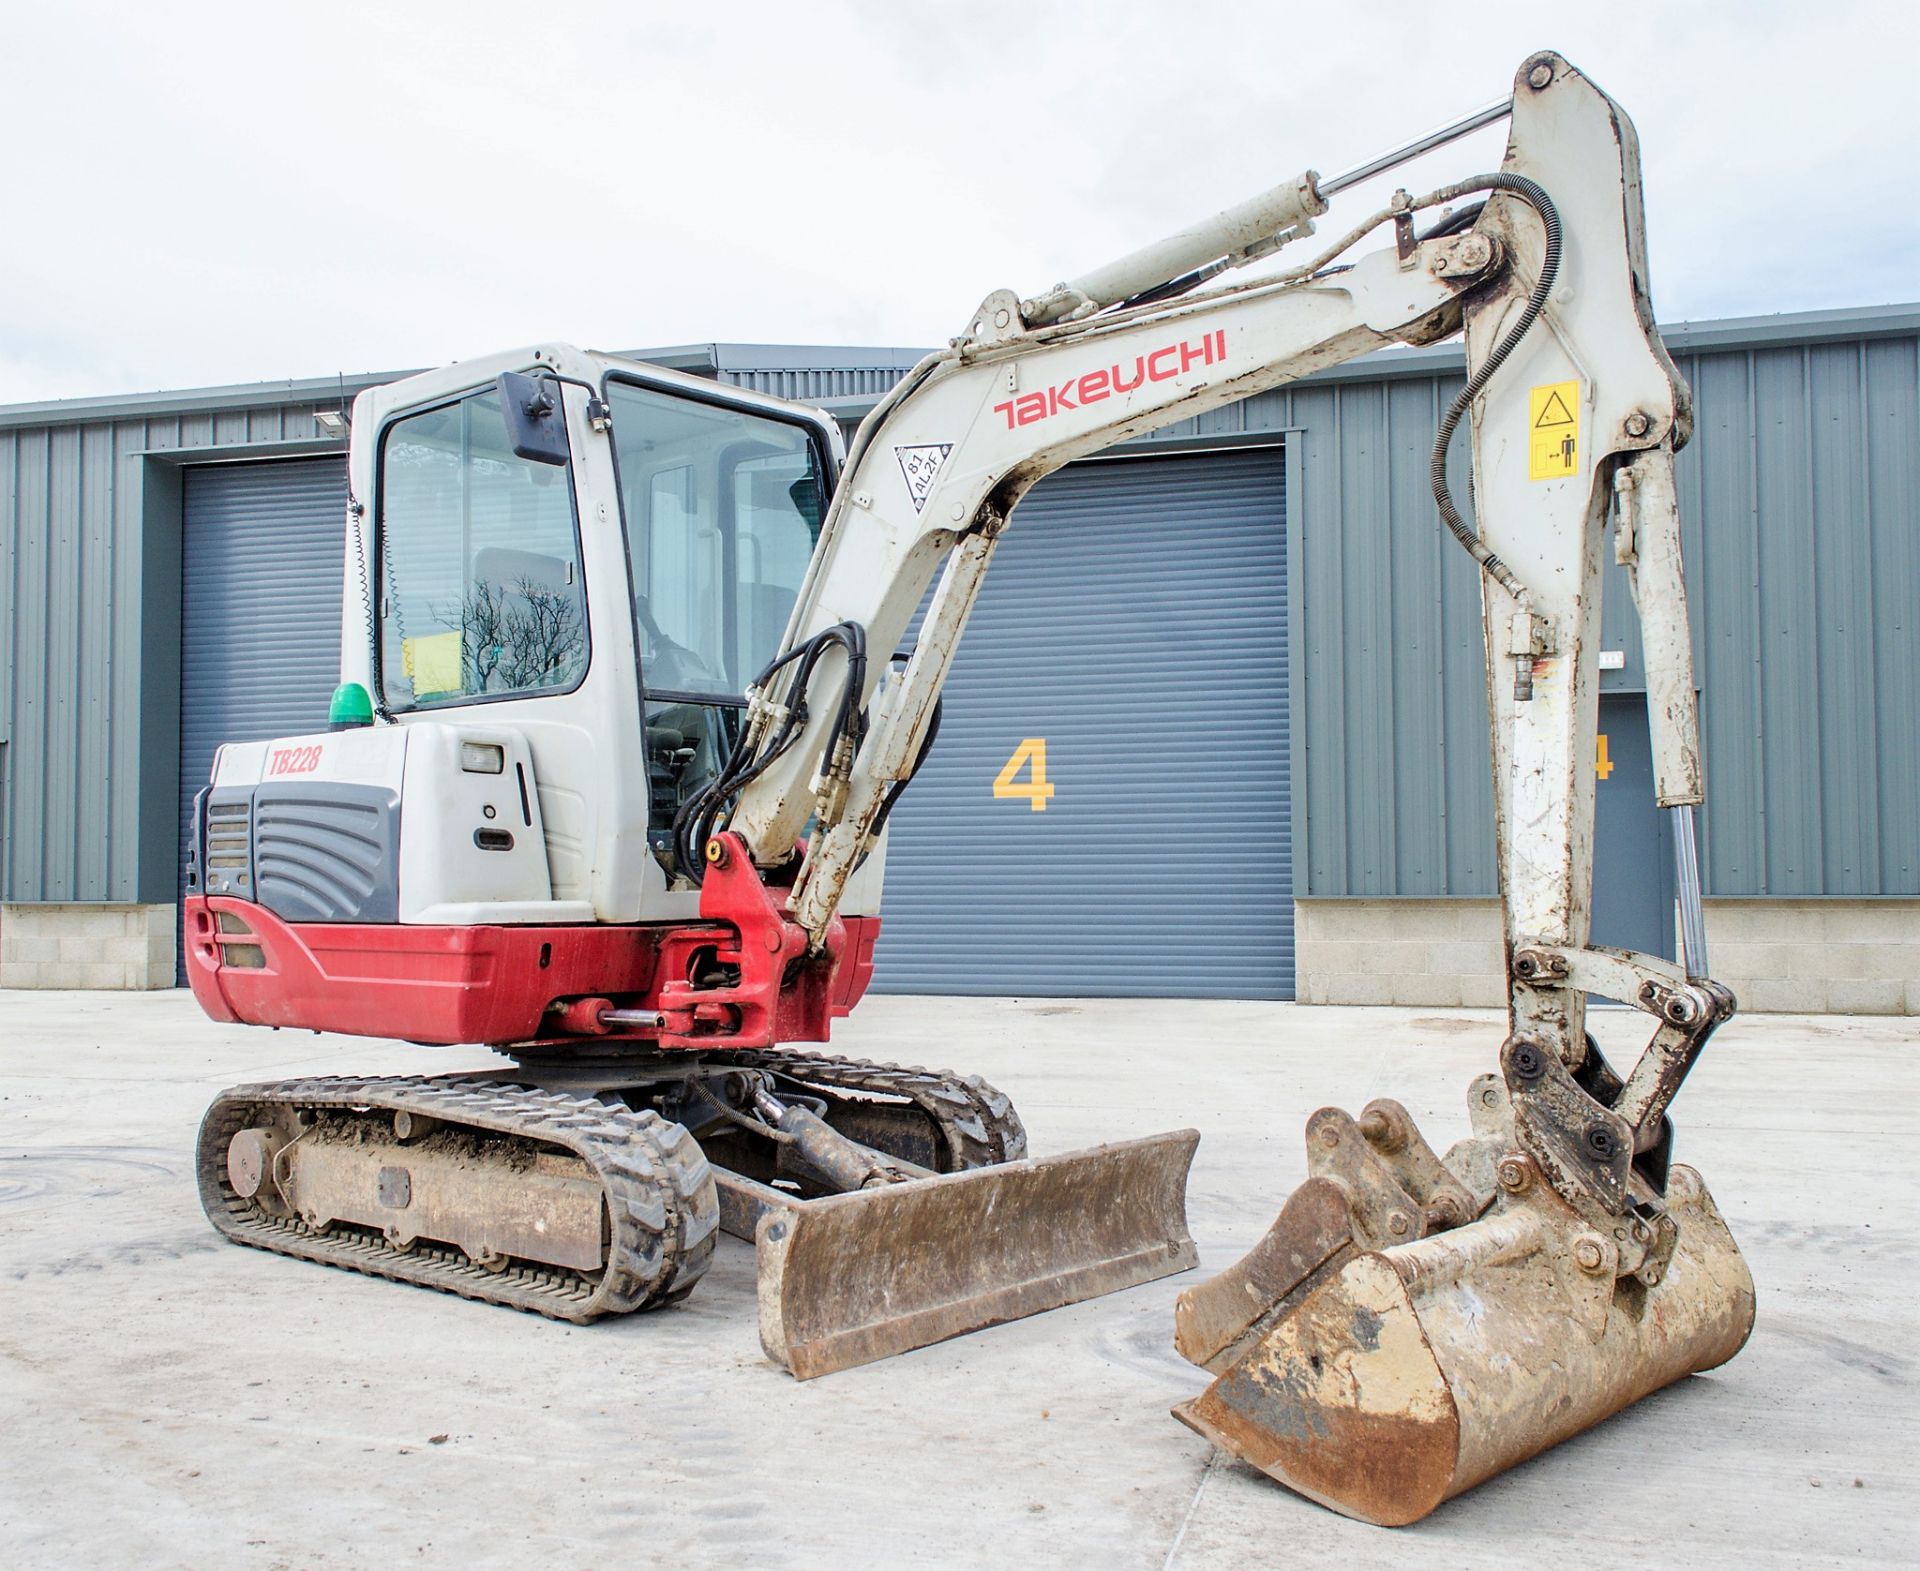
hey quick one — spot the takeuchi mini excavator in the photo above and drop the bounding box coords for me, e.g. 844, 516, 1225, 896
187, 50, 1752, 1517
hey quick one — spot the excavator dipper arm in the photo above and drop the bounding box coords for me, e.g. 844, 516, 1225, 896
1163, 53, 1755, 1524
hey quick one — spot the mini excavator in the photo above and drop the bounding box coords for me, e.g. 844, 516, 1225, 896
188, 49, 1750, 1513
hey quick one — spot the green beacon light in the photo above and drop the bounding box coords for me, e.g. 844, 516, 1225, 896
328, 682, 375, 730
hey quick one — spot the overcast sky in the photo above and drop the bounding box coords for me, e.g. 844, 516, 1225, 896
2, 1, 1913, 404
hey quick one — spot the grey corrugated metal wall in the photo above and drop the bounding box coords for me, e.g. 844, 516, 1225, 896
1127, 309, 1920, 899
720, 362, 921, 404
707, 344, 924, 406
0, 390, 360, 905
1674, 338, 1919, 894
3, 311, 1915, 913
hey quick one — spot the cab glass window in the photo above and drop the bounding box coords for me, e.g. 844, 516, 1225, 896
606, 378, 826, 700
376, 386, 588, 709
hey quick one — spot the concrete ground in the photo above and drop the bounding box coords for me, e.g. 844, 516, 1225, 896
1, 989, 1913, 1570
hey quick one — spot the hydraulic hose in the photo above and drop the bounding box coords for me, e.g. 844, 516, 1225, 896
1426, 172, 1561, 603
671, 622, 868, 885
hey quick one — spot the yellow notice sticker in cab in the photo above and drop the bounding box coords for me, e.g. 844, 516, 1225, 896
1528, 381, 1580, 480
403, 631, 463, 699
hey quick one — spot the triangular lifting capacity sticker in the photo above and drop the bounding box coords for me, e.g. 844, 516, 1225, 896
1528, 380, 1580, 480
895, 444, 953, 514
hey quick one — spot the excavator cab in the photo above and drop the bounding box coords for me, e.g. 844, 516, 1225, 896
353, 355, 839, 895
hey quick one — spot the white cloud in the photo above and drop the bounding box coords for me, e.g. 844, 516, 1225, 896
0, 0, 1912, 401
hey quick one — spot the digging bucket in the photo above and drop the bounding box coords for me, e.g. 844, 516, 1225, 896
1172, 1161, 1754, 1525
750, 1129, 1199, 1379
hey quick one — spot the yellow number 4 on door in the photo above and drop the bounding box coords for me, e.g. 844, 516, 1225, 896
993, 738, 1056, 811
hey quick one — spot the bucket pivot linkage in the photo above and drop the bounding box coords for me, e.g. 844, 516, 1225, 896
1172, 974, 1755, 1526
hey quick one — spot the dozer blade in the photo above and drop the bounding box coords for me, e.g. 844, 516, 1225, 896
749, 1129, 1199, 1379
1172, 1162, 1754, 1526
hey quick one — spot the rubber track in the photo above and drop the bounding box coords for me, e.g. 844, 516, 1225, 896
716, 1049, 1029, 1170
196, 1076, 718, 1323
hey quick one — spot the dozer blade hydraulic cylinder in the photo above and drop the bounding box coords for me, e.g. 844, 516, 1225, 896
721, 1130, 1200, 1379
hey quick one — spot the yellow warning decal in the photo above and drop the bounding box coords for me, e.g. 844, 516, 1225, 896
1528, 380, 1580, 480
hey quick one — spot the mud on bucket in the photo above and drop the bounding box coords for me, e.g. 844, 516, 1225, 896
1173, 1157, 1754, 1526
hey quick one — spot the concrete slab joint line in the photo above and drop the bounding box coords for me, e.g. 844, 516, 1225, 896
0, 990, 1911, 1563
1162, 1453, 1219, 1571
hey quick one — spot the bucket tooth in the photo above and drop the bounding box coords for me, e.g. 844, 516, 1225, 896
750, 1129, 1200, 1379
1173, 1162, 1754, 1526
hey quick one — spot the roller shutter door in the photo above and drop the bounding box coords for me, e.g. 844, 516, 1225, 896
872, 447, 1292, 998
177, 458, 349, 975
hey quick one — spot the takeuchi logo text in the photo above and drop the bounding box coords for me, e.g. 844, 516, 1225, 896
993, 331, 1228, 429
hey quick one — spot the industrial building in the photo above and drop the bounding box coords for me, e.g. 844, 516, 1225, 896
1, 305, 1915, 1010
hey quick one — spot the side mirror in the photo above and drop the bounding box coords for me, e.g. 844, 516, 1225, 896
495, 370, 570, 466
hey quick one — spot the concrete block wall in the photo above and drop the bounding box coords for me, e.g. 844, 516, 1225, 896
1294, 897, 1920, 1014
1705, 899, 1920, 1015
0, 904, 177, 990
1294, 900, 1506, 1008
1, 897, 1912, 1009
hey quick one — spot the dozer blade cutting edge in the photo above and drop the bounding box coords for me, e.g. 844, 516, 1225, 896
1171, 1084, 1754, 1526
724, 1129, 1200, 1379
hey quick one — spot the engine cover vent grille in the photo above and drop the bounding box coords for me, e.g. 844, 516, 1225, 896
201, 788, 255, 897
253, 783, 401, 923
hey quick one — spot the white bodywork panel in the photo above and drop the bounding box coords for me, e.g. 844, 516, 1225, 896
209, 723, 591, 925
